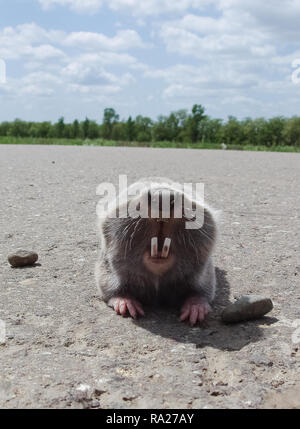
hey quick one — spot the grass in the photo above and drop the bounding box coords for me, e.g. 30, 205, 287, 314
0, 136, 300, 152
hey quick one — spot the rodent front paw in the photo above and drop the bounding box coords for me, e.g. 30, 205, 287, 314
180, 296, 211, 326
108, 297, 145, 319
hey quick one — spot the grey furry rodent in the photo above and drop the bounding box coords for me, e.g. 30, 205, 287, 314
95, 178, 217, 325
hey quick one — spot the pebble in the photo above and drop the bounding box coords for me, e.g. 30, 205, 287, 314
8, 250, 38, 268
221, 295, 273, 324
90, 400, 100, 408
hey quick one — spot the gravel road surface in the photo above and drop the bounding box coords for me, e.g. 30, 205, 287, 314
0, 144, 299, 408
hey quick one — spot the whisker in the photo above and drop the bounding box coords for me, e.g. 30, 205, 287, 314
129, 217, 142, 250
180, 230, 187, 250
197, 227, 215, 243
188, 233, 200, 264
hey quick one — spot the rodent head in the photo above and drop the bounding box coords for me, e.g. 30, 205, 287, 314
101, 184, 216, 278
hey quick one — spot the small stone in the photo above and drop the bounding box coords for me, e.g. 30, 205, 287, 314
63, 339, 74, 347
123, 395, 137, 401
73, 384, 91, 402
221, 295, 273, 324
8, 250, 38, 268
210, 391, 222, 397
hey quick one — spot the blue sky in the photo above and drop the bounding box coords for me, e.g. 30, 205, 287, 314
0, 0, 300, 123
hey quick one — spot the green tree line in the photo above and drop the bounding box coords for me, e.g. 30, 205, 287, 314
1, 105, 300, 147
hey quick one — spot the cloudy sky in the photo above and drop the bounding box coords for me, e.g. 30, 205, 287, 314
0, 0, 300, 123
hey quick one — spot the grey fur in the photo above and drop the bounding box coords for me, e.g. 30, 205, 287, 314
95, 178, 217, 309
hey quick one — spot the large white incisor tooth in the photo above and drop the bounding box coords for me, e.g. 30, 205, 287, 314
161, 238, 171, 258
151, 237, 158, 258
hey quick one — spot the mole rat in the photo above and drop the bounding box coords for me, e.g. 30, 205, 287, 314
95, 178, 217, 325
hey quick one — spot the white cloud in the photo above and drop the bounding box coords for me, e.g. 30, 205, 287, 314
145, 63, 261, 107
26, 44, 66, 60
61, 61, 135, 87
0, 23, 145, 62
63, 29, 145, 51
108, 0, 214, 16
158, 13, 275, 60
3, 2, 300, 121
38, 0, 215, 15
39, 0, 104, 13
0, 21, 145, 112
76, 52, 142, 68
38, 0, 300, 26
0, 23, 65, 60
147, 1, 300, 116
2, 71, 61, 98
23, 71, 62, 85
218, 0, 300, 37
66, 83, 121, 96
